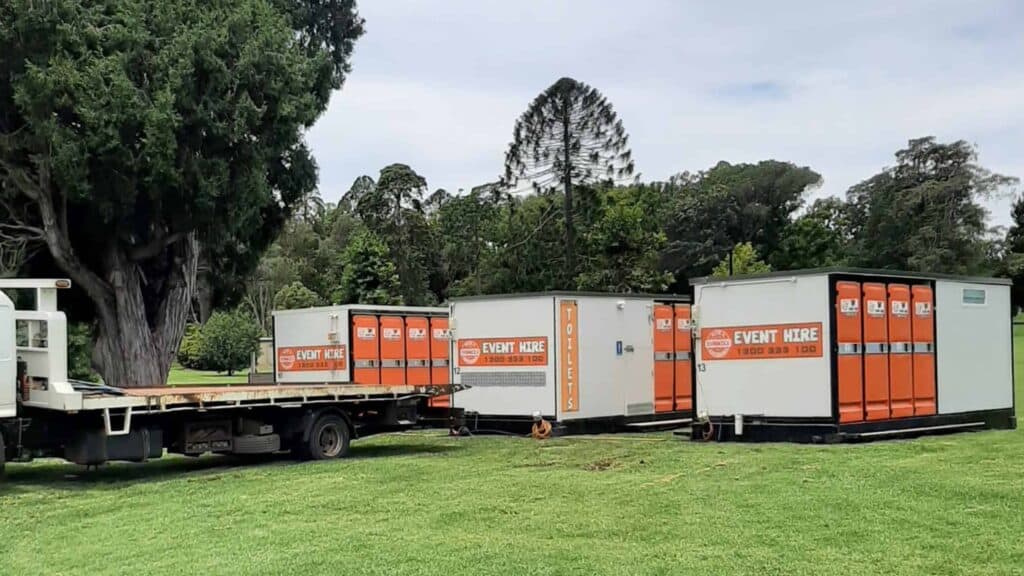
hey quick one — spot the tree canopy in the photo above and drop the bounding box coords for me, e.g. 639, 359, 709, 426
503, 77, 634, 276
0, 0, 363, 386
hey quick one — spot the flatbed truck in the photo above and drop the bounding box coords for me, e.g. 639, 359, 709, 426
0, 280, 460, 474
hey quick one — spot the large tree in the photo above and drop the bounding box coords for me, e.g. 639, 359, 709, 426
0, 0, 364, 386
352, 164, 435, 304
845, 137, 1017, 274
662, 160, 821, 287
576, 186, 674, 293
770, 197, 850, 270
503, 77, 634, 275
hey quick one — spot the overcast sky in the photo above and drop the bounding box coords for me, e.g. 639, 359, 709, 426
306, 0, 1023, 226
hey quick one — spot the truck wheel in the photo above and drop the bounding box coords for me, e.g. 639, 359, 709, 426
0, 431, 6, 477
304, 414, 350, 460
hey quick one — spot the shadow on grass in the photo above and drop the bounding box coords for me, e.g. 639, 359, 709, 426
0, 439, 463, 493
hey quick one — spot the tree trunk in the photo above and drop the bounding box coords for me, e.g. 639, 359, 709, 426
90, 235, 198, 388
561, 99, 575, 279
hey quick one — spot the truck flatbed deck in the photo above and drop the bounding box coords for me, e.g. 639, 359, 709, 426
75, 383, 457, 414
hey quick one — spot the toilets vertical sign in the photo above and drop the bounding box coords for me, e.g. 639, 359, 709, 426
560, 300, 579, 413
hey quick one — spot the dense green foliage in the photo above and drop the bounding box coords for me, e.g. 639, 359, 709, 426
845, 137, 1013, 274
177, 324, 206, 370
66, 322, 98, 382
196, 311, 261, 375
239, 137, 1014, 312
338, 229, 403, 305
273, 281, 321, 310
712, 243, 772, 277
0, 0, 363, 387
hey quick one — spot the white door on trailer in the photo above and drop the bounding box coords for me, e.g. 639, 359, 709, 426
0, 293, 15, 418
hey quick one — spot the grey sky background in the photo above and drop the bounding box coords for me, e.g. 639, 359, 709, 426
306, 0, 1023, 226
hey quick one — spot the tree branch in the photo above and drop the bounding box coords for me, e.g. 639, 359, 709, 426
129, 231, 186, 262
0, 157, 113, 306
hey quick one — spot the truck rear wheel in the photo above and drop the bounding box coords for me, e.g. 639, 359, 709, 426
0, 431, 6, 477
303, 414, 350, 460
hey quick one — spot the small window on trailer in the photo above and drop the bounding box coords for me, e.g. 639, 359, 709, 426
961, 288, 987, 306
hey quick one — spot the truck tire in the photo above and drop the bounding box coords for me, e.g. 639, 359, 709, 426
303, 414, 350, 460
0, 430, 6, 477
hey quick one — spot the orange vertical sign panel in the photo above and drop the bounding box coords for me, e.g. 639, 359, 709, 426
405, 316, 430, 386
379, 316, 406, 386
352, 315, 380, 385
559, 300, 579, 413
673, 304, 693, 412
653, 305, 674, 413
911, 286, 936, 416
862, 283, 890, 421
835, 281, 864, 423
428, 317, 451, 408
887, 284, 914, 418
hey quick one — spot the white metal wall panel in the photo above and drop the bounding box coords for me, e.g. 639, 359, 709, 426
451, 297, 556, 417
0, 293, 15, 418
272, 306, 351, 384
694, 274, 833, 418
935, 281, 1013, 414
556, 296, 655, 421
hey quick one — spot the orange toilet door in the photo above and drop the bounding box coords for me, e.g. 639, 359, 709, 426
352, 315, 380, 385
428, 317, 451, 408
911, 286, 936, 416
862, 283, 890, 421
835, 281, 864, 423
653, 304, 674, 413
673, 304, 693, 412
887, 284, 914, 418
405, 316, 430, 386
379, 316, 406, 386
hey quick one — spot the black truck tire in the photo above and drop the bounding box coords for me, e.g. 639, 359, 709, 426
0, 430, 6, 477
302, 414, 350, 460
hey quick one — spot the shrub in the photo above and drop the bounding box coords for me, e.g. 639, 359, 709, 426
198, 311, 261, 375
177, 323, 206, 370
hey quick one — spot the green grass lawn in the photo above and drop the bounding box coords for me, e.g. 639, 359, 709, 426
166, 364, 249, 386
1, 335, 1022, 575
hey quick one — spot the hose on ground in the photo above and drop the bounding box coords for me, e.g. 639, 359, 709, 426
531, 418, 552, 440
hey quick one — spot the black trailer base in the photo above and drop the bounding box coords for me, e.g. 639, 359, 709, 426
460, 411, 694, 436
690, 409, 1016, 443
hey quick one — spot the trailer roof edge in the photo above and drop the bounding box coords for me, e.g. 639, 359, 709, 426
689, 267, 1012, 286
448, 290, 691, 303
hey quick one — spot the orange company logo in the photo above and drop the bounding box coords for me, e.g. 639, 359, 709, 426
278, 349, 296, 370
703, 329, 733, 359
459, 340, 481, 365
356, 327, 376, 340
382, 328, 402, 340
408, 328, 427, 340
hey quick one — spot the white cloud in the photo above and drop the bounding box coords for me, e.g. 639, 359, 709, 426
307, 0, 1024, 223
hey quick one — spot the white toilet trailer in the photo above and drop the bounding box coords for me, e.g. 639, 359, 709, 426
449, 292, 693, 433
690, 268, 1016, 442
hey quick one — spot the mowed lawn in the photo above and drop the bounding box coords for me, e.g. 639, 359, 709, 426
166, 364, 248, 386
1, 335, 1023, 575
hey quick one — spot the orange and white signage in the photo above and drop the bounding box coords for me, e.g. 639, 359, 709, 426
456, 337, 548, 367
701, 322, 823, 361
277, 345, 347, 372
560, 300, 579, 413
